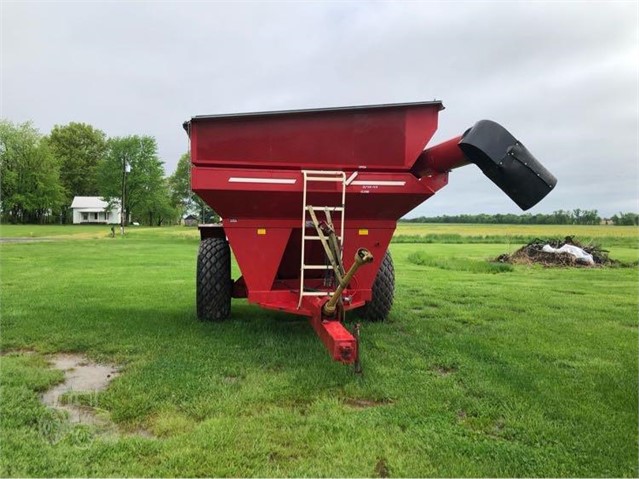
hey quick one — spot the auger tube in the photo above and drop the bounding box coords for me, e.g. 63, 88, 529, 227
323, 248, 374, 317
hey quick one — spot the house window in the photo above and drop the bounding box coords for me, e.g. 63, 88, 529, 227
82, 213, 88, 221
106, 212, 110, 220
94, 213, 98, 220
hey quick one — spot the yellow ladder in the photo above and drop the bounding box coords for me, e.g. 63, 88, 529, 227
298, 170, 347, 308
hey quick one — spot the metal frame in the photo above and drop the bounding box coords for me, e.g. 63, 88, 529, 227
186, 100, 444, 123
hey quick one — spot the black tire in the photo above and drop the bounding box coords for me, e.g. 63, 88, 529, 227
196, 237, 231, 321
359, 250, 395, 322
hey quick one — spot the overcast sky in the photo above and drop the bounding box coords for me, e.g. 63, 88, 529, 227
2, 1, 637, 217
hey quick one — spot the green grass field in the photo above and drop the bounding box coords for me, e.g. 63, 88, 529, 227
1, 225, 637, 477
394, 223, 639, 248
3, 222, 638, 239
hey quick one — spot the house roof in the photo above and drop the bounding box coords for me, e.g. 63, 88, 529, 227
70, 196, 117, 209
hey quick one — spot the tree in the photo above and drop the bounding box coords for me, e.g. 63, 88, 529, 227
168, 152, 192, 215
398, 210, 608, 225
139, 178, 179, 226
168, 152, 217, 222
47, 122, 107, 222
551, 210, 572, 225
579, 209, 601, 225
0, 120, 64, 223
611, 212, 639, 226
98, 135, 167, 225
194, 195, 218, 223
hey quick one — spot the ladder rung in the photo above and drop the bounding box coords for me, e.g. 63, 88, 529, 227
304, 236, 342, 241
305, 206, 344, 211
303, 265, 332, 270
305, 177, 345, 182
302, 170, 345, 176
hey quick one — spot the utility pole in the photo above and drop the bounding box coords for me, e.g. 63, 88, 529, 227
120, 154, 130, 235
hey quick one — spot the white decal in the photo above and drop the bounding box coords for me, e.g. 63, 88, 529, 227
229, 177, 296, 185
351, 180, 406, 187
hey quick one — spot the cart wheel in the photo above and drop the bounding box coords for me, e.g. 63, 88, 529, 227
359, 250, 395, 322
197, 237, 231, 321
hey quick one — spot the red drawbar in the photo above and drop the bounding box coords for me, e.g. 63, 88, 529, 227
310, 316, 357, 364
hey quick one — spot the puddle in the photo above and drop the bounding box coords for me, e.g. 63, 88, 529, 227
42, 354, 119, 425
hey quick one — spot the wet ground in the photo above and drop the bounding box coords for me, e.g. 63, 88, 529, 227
41, 353, 119, 425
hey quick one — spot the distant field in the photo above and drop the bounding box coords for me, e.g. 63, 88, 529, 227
0, 224, 637, 476
394, 223, 639, 248
2, 222, 637, 243
0, 224, 117, 238
0, 224, 198, 241
395, 222, 639, 238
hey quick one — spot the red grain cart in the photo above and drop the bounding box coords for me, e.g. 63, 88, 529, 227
184, 101, 556, 367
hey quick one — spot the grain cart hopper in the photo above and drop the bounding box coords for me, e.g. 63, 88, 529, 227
184, 101, 556, 366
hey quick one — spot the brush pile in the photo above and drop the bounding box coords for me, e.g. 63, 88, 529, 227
496, 236, 614, 267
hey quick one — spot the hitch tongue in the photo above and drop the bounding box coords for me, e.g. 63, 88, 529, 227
323, 248, 374, 316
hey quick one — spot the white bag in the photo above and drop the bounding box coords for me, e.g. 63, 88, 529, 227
541, 244, 595, 265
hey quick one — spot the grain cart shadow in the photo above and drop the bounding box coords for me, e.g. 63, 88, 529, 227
92, 302, 336, 373
200, 303, 366, 380
221, 303, 343, 368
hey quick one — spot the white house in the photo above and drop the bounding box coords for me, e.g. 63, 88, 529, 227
70, 196, 121, 224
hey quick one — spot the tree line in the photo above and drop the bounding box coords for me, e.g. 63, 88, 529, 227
401, 210, 639, 226
0, 120, 213, 225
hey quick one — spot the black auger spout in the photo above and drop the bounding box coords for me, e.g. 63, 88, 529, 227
413, 119, 557, 210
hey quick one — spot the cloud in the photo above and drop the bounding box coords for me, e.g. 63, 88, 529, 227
2, 1, 637, 216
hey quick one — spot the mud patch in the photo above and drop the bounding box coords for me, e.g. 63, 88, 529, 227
431, 364, 458, 376
222, 374, 241, 384
374, 458, 391, 477
343, 397, 394, 409
41, 354, 119, 425
267, 450, 300, 463
0, 348, 36, 356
